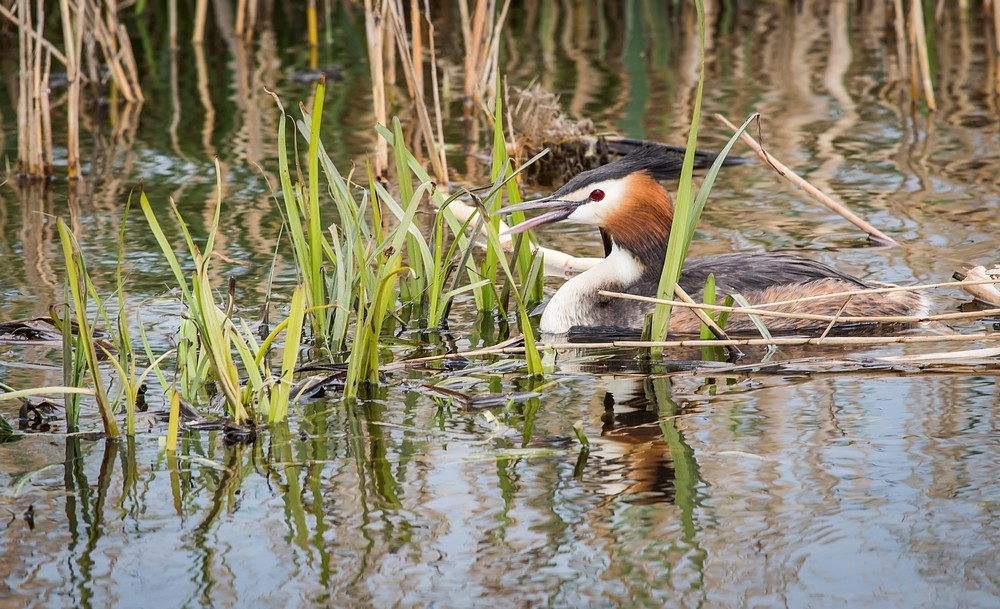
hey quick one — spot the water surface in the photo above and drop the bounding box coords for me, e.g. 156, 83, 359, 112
1, 2, 999, 607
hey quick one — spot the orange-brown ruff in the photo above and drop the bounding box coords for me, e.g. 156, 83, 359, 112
503, 144, 928, 335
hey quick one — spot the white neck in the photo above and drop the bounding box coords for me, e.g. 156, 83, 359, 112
539, 245, 646, 334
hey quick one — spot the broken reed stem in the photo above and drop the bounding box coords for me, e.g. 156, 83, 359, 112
910, 0, 936, 110
598, 289, 1000, 325
394, 332, 1000, 367
818, 295, 854, 340
716, 114, 900, 246
674, 283, 735, 342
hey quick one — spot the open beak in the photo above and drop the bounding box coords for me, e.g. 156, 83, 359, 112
500, 196, 581, 235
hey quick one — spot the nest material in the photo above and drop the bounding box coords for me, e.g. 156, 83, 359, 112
508, 84, 745, 185
509, 85, 612, 184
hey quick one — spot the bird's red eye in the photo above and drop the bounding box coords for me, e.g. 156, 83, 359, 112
590, 189, 605, 201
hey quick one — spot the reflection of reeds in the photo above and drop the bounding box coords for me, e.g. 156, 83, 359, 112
893, 0, 937, 109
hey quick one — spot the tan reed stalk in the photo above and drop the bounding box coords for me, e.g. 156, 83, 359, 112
365, 0, 389, 176
382, 10, 394, 85
168, 0, 177, 48
423, 0, 447, 181
692, 277, 1000, 310
478, 0, 510, 99
0, 3, 73, 68
193, 0, 208, 44
717, 114, 900, 246
598, 289, 1000, 325
994, 0, 1000, 95
40, 51, 53, 176
29, 0, 44, 178
247, 0, 258, 39
910, 0, 937, 110
386, 0, 447, 181
458, 0, 485, 102
86, 4, 138, 103
674, 284, 733, 341
60, 0, 81, 179
818, 296, 854, 340
892, 0, 911, 93
236, 0, 247, 37
15, 0, 25, 176
117, 24, 144, 102
411, 0, 423, 92
18, 0, 45, 179
394, 333, 1000, 368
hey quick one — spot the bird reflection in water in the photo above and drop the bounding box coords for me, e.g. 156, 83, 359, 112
577, 372, 702, 506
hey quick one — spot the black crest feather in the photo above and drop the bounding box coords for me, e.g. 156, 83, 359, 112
551, 142, 744, 198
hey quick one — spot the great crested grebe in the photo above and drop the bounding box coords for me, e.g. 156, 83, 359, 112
502, 144, 928, 335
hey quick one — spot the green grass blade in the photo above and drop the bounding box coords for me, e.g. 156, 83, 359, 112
700, 274, 717, 340
271, 285, 307, 423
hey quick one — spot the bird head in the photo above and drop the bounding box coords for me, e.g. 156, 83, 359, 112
502, 144, 687, 260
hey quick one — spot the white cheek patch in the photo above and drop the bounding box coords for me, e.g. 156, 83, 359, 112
561, 178, 630, 226
567, 203, 603, 224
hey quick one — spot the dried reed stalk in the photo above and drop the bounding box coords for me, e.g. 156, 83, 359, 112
891, 0, 911, 94
425, 1, 447, 179
193, 0, 208, 44
598, 289, 1000, 326
365, 0, 389, 176
395, 332, 1000, 368
386, 0, 447, 181
0, 3, 73, 68
168, 0, 177, 48
16, 0, 47, 179
994, 0, 1000, 95
910, 0, 937, 110
247, 0, 258, 39
717, 114, 900, 246
236, 0, 247, 38
719, 277, 1000, 309
40, 51, 53, 176
411, 0, 423, 92
673, 283, 735, 342
457, 0, 510, 103
60, 0, 82, 179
